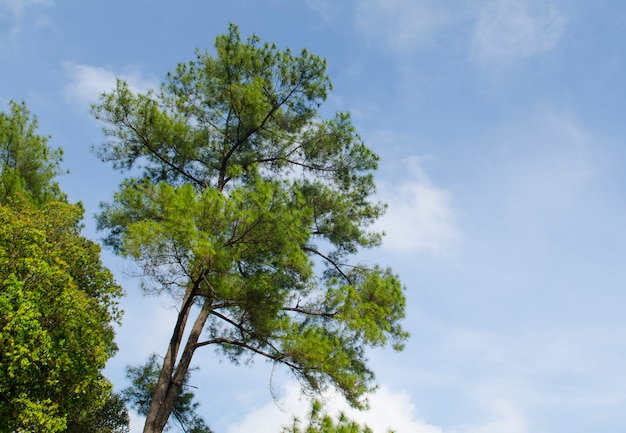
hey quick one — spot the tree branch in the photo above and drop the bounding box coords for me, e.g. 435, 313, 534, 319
217, 83, 302, 189
302, 245, 352, 284
282, 306, 336, 318
194, 337, 302, 373
119, 108, 206, 187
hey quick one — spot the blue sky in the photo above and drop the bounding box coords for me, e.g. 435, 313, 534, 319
3, 0, 626, 432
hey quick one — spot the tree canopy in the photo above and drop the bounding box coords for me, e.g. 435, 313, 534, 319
0, 196, 124, 431
0, 101, 125, 432
93, 24, 408, 433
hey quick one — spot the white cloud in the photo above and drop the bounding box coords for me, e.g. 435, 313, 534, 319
352, 386, 444, 433
63, 62, 157, 107
228, 381, 531, 433
355, 0, 452, 51
471, 0, 566, 68
228, 383, 443, 433
375, 156, 460, 254
0, 0, 51, 16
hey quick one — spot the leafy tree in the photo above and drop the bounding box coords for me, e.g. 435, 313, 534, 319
0, 197, 124, 431
123, 354, 212, 433
93, 24, 408, 433
64, 391, 130, 433
0, 101, 125, 432
0, 100, 65, 203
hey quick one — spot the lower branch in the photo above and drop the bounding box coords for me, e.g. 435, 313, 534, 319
195, 337, 302, 373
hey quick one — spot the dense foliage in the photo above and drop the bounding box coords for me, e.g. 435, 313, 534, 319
65, 391, 130, 433
0, 197, 124, 431
93, 24, 407, 432
0, 101, 125, 432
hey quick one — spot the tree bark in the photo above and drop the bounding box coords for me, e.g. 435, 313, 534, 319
143, 295, 213, 433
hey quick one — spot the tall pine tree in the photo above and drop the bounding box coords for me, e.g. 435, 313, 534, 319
93, 25, 408, 433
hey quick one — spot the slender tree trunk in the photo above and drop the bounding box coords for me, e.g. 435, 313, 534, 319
142, 285, 194, 433
143, 296, 213, 433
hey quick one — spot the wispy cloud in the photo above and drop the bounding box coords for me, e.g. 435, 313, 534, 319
63, 62, 157, 107
375, 155, 460, 255
0, 0, 51, 16
0, 0, 53, 37
355, 0, 452, 51
471, 0, 566, 68
351, 0, 566, 72
438, 323, 626, 413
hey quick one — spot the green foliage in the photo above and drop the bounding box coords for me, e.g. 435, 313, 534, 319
93, 24, 407, 430
0, 100, 66, 204
123, 354, 212, 433
282, 400, 378, 433
0, 196, 124, 432
64, 391, 130, 433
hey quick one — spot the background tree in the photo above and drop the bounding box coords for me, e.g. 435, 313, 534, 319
123, 354, 212, 433
0, 101, 125, 432
0, 100, 65, 203
93, 24, 408, 433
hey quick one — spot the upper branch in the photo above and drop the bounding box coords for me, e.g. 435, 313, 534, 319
302, 245, 352, 284
194, 337, 302, 373
120, 115, 206, 188
282, 306, 336, 318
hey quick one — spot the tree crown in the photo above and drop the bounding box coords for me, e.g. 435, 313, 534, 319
93, 24, 407, 411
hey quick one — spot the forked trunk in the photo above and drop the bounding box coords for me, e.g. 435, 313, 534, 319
143, 294, 213, 433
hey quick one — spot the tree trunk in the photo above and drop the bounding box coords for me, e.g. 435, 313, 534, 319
143, 297, 213, 433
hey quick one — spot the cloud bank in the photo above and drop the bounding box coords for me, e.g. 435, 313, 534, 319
227, 381, 529, 433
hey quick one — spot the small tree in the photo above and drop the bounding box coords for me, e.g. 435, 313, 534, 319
123, 354, 212, 433
282, 400, 378, 433
93, 24, 408, 433
0, 100, 65, 203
